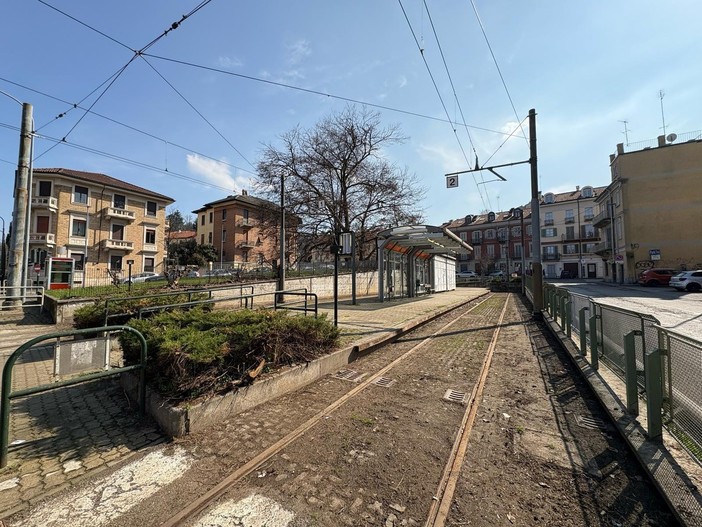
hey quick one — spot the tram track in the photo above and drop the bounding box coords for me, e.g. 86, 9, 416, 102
160, 293, 512, 527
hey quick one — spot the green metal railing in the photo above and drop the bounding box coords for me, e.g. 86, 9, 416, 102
0, 325, 147, 468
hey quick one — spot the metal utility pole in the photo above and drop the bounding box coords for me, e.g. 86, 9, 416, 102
0, 216, 6, 287
278, 172, 285, 303
529, 108, 543, 316
6, 102, 33, 306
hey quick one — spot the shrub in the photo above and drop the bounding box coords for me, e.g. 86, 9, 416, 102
120, 307, 340, 401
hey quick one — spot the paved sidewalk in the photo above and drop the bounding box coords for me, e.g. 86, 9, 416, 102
0, 288, 487, 517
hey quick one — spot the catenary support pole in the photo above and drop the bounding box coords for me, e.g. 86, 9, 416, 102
529, 108, 543, 316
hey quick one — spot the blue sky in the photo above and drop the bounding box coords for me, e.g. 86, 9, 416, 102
2, 1, 701, 230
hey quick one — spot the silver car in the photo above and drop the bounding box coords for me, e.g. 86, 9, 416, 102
670, 270, 702, 292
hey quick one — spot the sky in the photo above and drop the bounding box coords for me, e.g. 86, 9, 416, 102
2, 0, 702, 231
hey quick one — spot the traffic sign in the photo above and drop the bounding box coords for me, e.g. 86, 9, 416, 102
446, 175, 458, 188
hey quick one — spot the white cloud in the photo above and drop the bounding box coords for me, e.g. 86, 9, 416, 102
286, 39, 311, 65
398, 75, 408, 88
218, 56, 242, 69
186, 154, 248, 192
418, 143, 465, 172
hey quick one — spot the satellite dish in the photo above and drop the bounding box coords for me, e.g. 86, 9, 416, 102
666, 133, 677, 143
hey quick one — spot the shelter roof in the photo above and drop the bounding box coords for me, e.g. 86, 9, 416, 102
377, 225, 472, 255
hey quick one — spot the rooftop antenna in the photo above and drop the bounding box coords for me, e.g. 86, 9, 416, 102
618, 120, 631, 146
659, 89, 667, 136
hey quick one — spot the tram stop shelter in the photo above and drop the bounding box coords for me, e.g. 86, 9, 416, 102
377, 225, 473, 301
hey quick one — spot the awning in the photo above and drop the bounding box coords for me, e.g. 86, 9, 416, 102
377, 225, 473, 255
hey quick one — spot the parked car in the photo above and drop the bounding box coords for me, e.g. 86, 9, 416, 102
144, 273, 167, 282
456, 271, 478, 279
638, 268, 677, 287
186, 270, 200, 278
121, 272, 158, 284
559, 269, 575, 279
488, 270, 506, 280
203, 269, 234, 278
669, 270, 702, 292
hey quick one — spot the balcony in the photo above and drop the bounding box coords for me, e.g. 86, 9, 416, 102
29, 232, 55, 246
105, 206, 136, 221
561, 233, 578, 241
102, 239, 134, 251
542, 251, 560, 261
564, 217, 575, 224
592, 209, 612, 228
239, 218, 254, 228
592, 241, 612, 255
471, 239, 482, 245
142, 243, 158, 253
238, 241, 256, 249
68, 236, 86, 246
583, 213, 594, 221
543, 219, 554, 226
31, 196, 58, 212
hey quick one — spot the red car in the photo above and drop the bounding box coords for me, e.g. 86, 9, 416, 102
638, 268, 677, 286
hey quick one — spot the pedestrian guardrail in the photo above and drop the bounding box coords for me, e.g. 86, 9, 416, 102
0, 325, 147, 468
0, 285, 44, 310
273, 289, 318, 317
542, 283, 702, 458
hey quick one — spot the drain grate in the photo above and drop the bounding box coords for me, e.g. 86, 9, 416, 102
372, 376, 396, 388
443, 389, 467, 405
334, 369, 367, 383
575, 414, 610, 431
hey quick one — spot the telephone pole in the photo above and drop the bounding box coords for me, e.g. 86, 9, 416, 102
6, 102, 33, 306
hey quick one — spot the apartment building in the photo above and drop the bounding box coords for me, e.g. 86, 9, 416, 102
540, 185, 605, 279
595, 133, 702, 283
29, 168, 173, 284
193, 190, 295, 268
444, 207, 533, 276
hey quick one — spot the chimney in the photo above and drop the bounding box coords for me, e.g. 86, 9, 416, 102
657, 135, 666, 147
242, 189, 248, 196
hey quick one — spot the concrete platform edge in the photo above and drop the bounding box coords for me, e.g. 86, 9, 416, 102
542, 313, 702, 527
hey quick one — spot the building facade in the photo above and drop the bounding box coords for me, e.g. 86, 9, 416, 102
594, 134, 702, 283
193, 190, 295, 268
540, 186, 605, 279
28, 168, 173, 284
445, 207, 533, 276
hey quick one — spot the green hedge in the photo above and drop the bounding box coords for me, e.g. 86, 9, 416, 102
119, 308, 339, 401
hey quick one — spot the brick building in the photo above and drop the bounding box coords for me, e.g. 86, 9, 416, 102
29, 168, 173, 284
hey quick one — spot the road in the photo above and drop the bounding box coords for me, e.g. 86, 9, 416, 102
550, 279, 702, 339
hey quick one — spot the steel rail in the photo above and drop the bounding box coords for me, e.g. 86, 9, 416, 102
160, 293, 504, 527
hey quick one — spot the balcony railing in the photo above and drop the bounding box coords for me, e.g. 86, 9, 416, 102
68, 236, 86, 246
471, 239, 482, 245
238, 241, 256, 248
142, 243, 158, 253
31, 196, 58, 212
102, 239, 134, 251
564, 217, 575, 224
542, 252, 560, 261
561, 233, 577, 241
544, 219, 554, 226
592, 209, 612, 228
29, 233, 55, 246
239, 218, 254, 228
583, 213, 594, 221
105, 206, 136, 221
592, 241, 612, 255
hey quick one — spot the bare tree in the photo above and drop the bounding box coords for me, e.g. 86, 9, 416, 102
256, 106, 425, 262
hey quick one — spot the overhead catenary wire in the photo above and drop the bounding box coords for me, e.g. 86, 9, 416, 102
398, 0, 489, 211
0, 76, 254, 176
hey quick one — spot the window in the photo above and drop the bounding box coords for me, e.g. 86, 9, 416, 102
616, 218, 623, 240
145, 228, 156, 244
514, 244, 522, 258
563, 244, 578, 255
209, 212, 213, 224
460, 232, 467, 241
243, 251, 249, 262
243, 209, 249, 220
38, 181, 52, 196
511, 226, 521, 237
472, 231, 482, 242
201, 234, 205, 244
543, 246, 558, 256
146, 201, 157, 217
113, 194, 126, 209
581, 186, 593, 198
36, 215, 50, 233
497, 228, 508, 241
71, 252, 85, 271
565, 209, 574, 223
526, 224, 532, 236
487, 245, 495, 257
72, 218, 87, 237
474, 246, 481, 258
544, 212, 553, 225
110, 255, 123, 271
544, 193, 555, 204
582, 225, 596, 238
208, 232, 213, 244
201, 215, 205, 226
144, 257, 155, 273
111, 224, 124, 241
542, 227, 557, 237
584, 207, 594, 220
583, 243, 596, 253
222, 209, 227, 220
485, 229, 495, 240
222, 229, 227, 242
565, 226, 575, 240
73, 185, 89, 204
487, 212, 495, 222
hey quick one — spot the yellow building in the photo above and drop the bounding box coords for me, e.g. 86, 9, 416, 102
29, 168, 173, 285
595, 134, 702, 283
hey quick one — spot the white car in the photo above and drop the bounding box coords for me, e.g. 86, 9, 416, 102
670, 270, 702, 292
456, 271, 478, 279
121, 272, 158, 284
